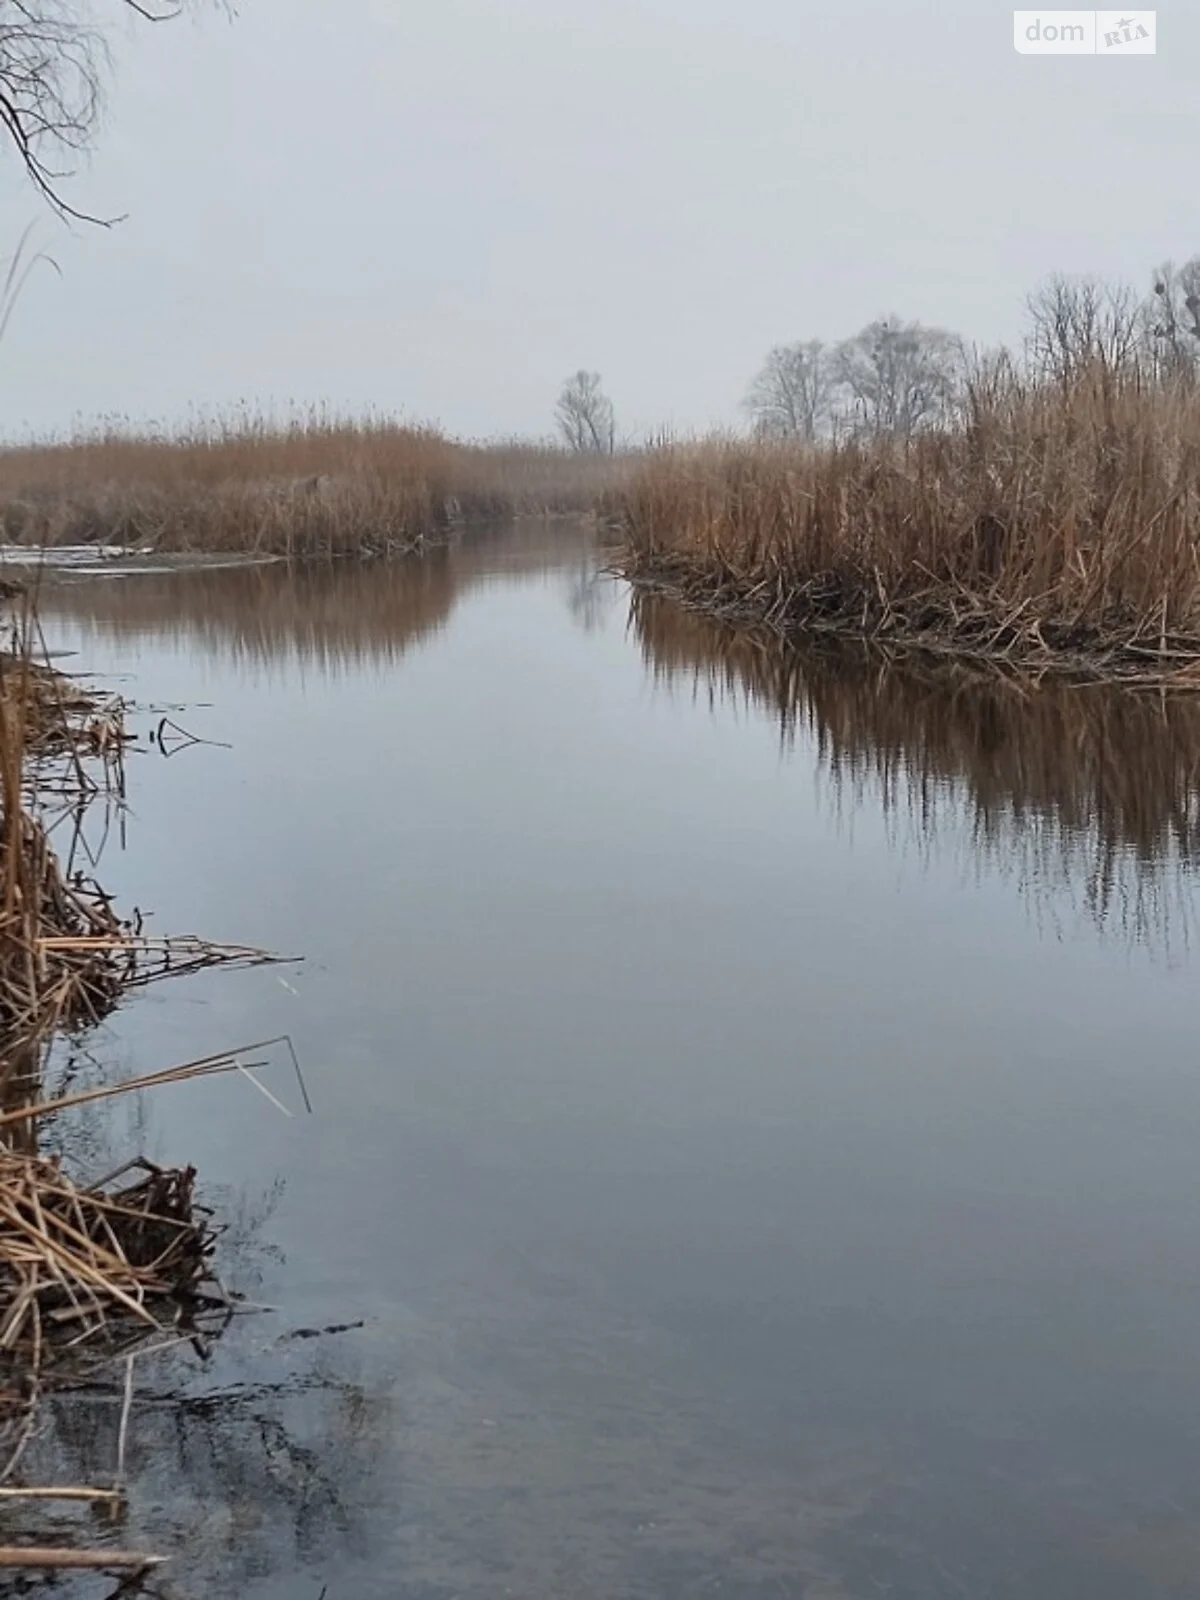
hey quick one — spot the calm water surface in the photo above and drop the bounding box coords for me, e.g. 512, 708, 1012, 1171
18, 521, 1200, 1598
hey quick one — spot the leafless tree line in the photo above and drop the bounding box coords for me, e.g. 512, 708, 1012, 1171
745, 319, 964, 444
1015, 263, 1200, 389
745, 258, 1200, 444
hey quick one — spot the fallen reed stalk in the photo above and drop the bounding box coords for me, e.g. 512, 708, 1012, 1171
0, 1151, 230, 1487
0, 1155, 220, 1361
0, 1545, 165, 1569
0, 1485, 121, 1501
0, 1036, 306, 1133
619, 363, 1200, 685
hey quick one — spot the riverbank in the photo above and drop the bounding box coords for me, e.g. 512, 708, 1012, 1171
0, 624, 290, 1568
617, 364, 1200, 688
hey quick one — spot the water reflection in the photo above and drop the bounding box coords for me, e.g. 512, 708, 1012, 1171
633, 590, 1200, 950
40, 531, 1200, 953
15, 1336, 391, 1598
22, 525, 1200, 1597
38, 519, 601, 673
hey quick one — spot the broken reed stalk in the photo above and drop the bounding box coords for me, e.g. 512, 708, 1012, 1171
0, 1546, 165, 1569
617, 362, 1200, 687
0, 1155, 220, 1362
0, 1149, 231, 1493
0, 1035, 303, 1132
0, 1038, 301, 1500
0, 1485, 122, 1501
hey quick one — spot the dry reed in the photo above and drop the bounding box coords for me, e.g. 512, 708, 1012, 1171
0, 413, 635, 557
620, 364, 1200, 684
0, 1151, 227, 1489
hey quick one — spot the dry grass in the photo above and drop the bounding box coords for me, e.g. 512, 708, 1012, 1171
0, 414, 635, 556
619, 363, 1200, 684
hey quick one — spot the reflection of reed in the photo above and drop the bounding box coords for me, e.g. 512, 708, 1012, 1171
5, 1121, 391, 1593
22, 1354, 391, 1592
36, 521, 592, 673
634, 591, 1200, 947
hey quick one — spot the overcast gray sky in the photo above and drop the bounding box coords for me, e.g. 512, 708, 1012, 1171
0, 1, 1195, 442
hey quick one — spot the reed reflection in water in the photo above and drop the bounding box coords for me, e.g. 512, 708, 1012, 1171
633, 591, 1200, 952
37, 518, 602, 676
37, 532, 1200, 952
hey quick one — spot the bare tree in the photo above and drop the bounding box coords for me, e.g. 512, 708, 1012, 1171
556, 370, 616, 455
1143, 259, 1200, 381
830, 317, 964, 441
0, 0, 226, 222
744, 340, 832, 441
1025, 274, 1142, 383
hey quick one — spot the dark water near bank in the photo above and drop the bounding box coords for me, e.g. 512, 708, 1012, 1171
19, 520, 1200, 1597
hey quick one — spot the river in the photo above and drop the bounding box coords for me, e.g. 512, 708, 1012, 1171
18, 518, 1200, 1599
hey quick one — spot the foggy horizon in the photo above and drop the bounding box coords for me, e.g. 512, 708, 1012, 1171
0, 1, 1195, 442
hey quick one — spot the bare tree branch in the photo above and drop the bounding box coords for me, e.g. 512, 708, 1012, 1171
831, 317, 964, 442
555, 371, 616, 455
0, 1, 229, 223
745, 341, 832, 441
1143, 259, 1200, 383
1025, 275, 1141, 385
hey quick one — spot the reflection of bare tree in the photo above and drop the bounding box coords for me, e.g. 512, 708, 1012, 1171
562, 560, 617, 635
634, 590, 1200, 951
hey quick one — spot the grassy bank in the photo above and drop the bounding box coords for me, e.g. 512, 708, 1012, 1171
619, 364, 1200, 685
0, 415, 633, 557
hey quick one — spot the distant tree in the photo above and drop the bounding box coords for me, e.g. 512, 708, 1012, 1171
1142, 259, 1200, 381
830, 317, 964, 441
0, 1, 229, 221
744, 341, 832, 441
1025, 274, 1141, 383
555, 370, 616, 455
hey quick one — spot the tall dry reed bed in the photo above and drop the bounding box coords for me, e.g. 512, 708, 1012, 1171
620, 365, 1200, 685
0, 417, 634, 557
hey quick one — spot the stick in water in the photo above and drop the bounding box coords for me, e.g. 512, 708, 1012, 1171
0, 1547, 165, 1569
